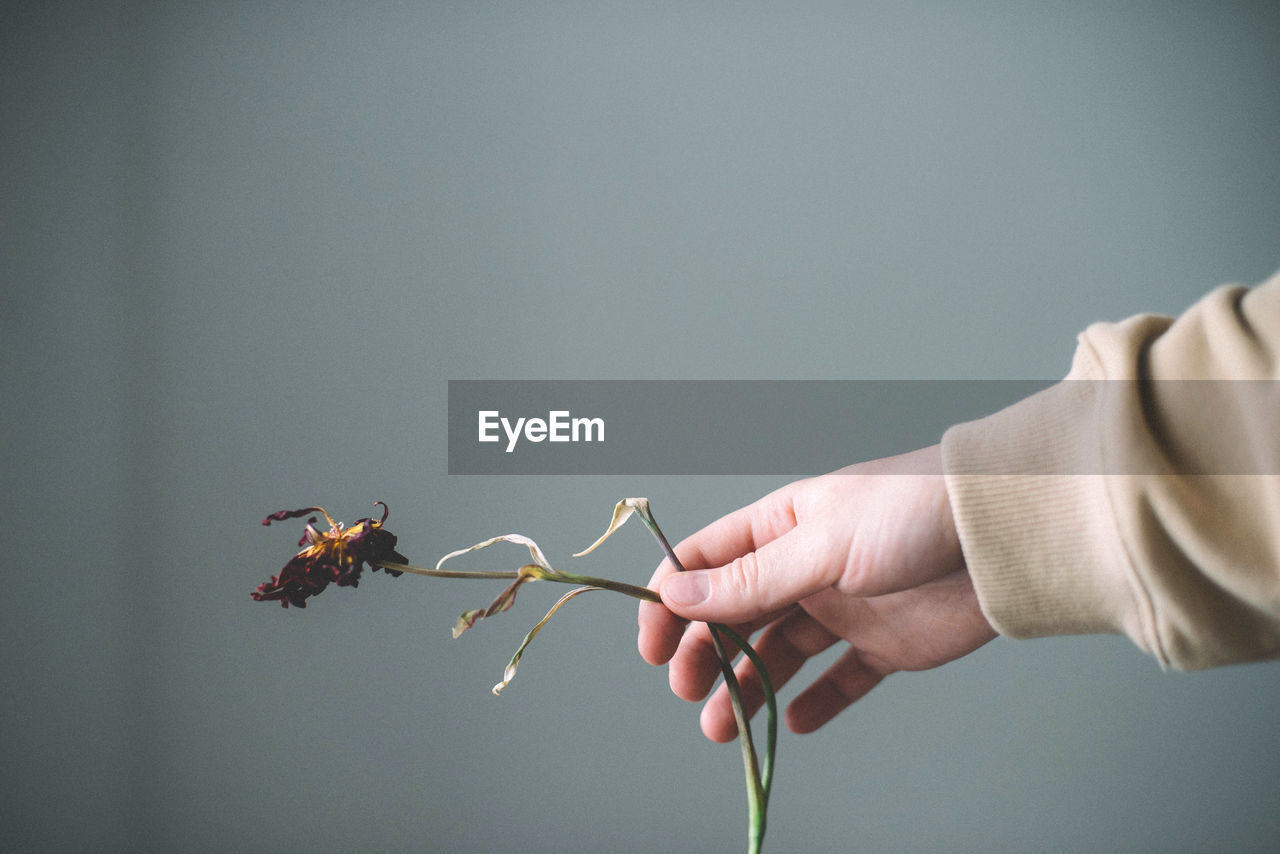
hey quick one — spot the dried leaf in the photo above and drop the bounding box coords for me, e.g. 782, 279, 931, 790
573, 498, 650, 557
435, 533, 554, 572
453, 608, 483, 638
492, 586, 603, 695
451, 571, 536, 638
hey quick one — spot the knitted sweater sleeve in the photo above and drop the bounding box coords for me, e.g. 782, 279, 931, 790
941, 271, 1280, 670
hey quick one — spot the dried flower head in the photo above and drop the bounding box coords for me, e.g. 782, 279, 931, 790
251, 502, 407, 608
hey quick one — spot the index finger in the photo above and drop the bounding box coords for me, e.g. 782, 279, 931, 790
637, 484, 803, 665
668, 482, 807, 573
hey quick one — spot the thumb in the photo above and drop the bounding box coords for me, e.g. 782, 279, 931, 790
659, 527, 837, 624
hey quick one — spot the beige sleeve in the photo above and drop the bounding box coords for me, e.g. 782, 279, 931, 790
942, 271, 1280, 670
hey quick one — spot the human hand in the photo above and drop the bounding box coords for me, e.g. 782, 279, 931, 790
638, 445, 997, 741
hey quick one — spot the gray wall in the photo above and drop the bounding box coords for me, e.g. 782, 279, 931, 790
4, 2, 1279, 851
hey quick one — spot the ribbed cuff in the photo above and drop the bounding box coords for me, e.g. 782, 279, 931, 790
940, 361, 1158, 658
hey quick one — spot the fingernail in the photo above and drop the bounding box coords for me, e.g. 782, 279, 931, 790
663, 572, 711, 607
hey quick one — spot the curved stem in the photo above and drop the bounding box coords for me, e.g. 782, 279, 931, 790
714, 624, 777, 808
633, 508, 776, 853
536, 569, 663, 603
378, 547, 777, 853
709, 626, 765, 852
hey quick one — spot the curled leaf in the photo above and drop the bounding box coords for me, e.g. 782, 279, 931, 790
453, 608, 485, 638
573, 498, 650, 557
493, 586, 603, 695
451, 567, 541, 638
436, 533, 554, 572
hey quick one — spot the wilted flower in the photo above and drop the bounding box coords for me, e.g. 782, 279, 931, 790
252, 502, 407, 608
249, 495, 776, 852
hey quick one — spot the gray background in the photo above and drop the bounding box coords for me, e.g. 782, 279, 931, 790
4, 2, 1279, 852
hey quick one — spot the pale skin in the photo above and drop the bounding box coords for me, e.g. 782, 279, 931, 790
637, 444, 998, 742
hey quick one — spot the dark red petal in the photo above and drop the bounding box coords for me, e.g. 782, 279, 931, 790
262, 507, 324, 526
252, 576, 288, 603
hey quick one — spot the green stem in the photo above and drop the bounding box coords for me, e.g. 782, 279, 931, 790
534, 568, 663, 603
377, 544, 778, 854
541, 566, 773, 852
714, 624, 777, 809
712, 627, 766, 853
631, 507, 776, 854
